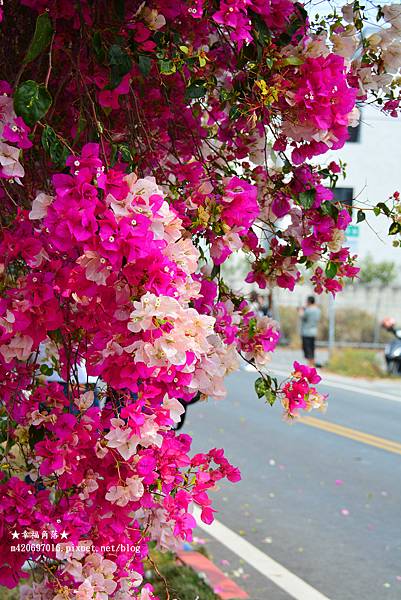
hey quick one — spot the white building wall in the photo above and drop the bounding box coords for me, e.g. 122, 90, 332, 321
327, 104, 401, 266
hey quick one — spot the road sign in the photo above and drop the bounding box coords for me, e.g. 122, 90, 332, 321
346, 225, 359, 238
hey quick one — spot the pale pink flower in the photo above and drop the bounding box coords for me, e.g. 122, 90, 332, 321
163, 238, 200, 274
151, 199, 183, 242
75, 390, 94, 411
142, 7, 166, 30
105, 476, 144, 506
139, 587, 156, 600
64, 559, 84, 582
29, 246, 50, 268
0, 333, 33, 362
0, 309, 15, 333
127, 175, 162, 201
104, 418, 139, 460
29, 409, 57, 426
383, 4, 401, 30
342, 3, 355, 23
100, 339, 124, 359
85, 553, 117, 578
0, 95, 15, 136
79, 470, 99, 500
74, 579, 96, 600
162, 396, 185, 424
331, 26, 358, 60
382, 41, 401, 73
305, 32, 329, 58
29, 192, 54, 220
128, 293, 179, 333
77, 251, 110, 286
139, 416, 163, 448
107, 192, 133, 220
0, 141, 24, 177
19, 581, 54, 600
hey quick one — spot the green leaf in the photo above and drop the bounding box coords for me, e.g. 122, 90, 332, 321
281, 238, 297, 257
138, 54, 152, 77
389, 221, 401, 236
299, 189, 316, 209
229, 105, 241, 120
39, 364, 54, 376
325, 261, 338, 278
23, 13, 53, 64
118, 143, 132, 163
185, 80, 206, 100
255, 376, 267, 399
219, 88, 230, 103
265, 390, 276, 406
265, 56, 274, 69
248, 317, 257, 339
159, 59, 176, 75
14, 80, 52, 126
93, 31, 105, 63
28, 425, 45, 450
320, 200, 339, 220
108, 44, 132, 89
376, 201, 391, 217
373, 206, 380, 217
281, 56, 303, 66
250, 9, 271, 46
210, 264, 220, 279
356, 209, 366, 223
41, 125, 68, 167
254, 376, 276, 405
110, 143, 118, 167
115, 0, 125, 20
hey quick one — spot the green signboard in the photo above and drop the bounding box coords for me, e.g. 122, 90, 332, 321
346, 225, 359, 238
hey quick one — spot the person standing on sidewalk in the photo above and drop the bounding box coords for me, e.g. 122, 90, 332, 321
299, 296, 321, 367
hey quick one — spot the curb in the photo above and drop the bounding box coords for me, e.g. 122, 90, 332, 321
177, 550, 249, 599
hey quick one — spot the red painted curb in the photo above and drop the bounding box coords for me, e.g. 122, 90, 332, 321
177, 550, 249, 599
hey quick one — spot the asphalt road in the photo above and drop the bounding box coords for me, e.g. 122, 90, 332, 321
184, 363, 401, 600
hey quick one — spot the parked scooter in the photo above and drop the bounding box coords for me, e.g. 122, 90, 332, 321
382, 318, 401, 375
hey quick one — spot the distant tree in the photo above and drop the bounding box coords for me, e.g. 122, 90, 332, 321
359, 254, 398, 287
359, 254, 399, 342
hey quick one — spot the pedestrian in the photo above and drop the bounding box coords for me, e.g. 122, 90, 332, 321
299, 296, 321, 367
250, 290, 262, 315
258, 292, 273, 317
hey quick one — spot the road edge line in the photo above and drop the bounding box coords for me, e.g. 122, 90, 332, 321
193, 506, 331, 600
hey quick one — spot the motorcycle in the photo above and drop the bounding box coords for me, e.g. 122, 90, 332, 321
382, 318, 401, 375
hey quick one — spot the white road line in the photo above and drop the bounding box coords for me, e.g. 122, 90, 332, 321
193, 506, 331, 600
269, 367, 401, 404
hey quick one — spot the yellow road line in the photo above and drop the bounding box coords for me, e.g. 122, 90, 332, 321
300, 416, 401, 456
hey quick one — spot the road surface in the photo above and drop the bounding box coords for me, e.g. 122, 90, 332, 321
184, 360, 401, 600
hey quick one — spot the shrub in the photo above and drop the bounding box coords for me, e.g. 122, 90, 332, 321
326, 348, 385, 378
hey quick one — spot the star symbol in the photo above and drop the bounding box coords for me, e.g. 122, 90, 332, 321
60, 530, 68, 539
11, 530, 19, 539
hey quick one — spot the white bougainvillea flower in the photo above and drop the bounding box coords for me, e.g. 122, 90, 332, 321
0, 141, 24, 177
0, 333, 33, 362
29, 192, 54, 220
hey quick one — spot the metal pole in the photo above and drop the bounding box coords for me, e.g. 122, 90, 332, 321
328, 294, 336, 361
373, 289, 382, 345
